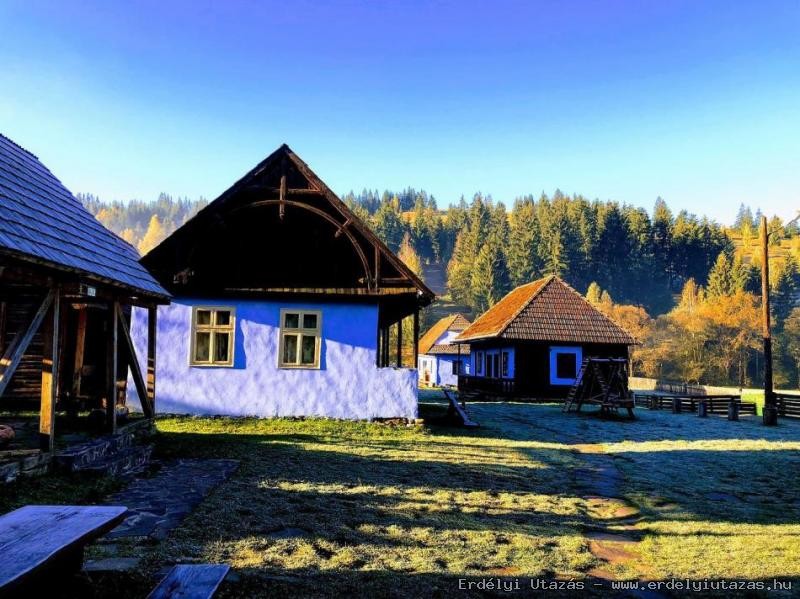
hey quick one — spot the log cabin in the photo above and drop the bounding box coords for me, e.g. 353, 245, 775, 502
417, 314, 471, 387
455, 276, 636, 399
0, 133, 169, 454
127, 144, 435, 420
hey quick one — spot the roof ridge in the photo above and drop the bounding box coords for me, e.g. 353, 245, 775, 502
493, 275, 556, 338
0, 133, 39, 160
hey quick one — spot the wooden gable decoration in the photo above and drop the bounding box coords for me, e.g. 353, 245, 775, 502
142, 145, 434, 307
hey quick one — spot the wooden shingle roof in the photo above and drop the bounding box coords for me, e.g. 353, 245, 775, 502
0, 134, 169, 299
456, 276, 636, 345
419, 313, 471, 354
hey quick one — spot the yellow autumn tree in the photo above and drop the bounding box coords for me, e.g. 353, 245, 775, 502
138, 215, 165, 255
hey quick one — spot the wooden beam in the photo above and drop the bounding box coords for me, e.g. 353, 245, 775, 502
0, 290, 55, 398
334, 218, 353, 239
279, 157, 288, 221
244, 185, 322, 196
147, 306, 157, 417
106, 300, 118, 434
39, 288, 60, 452
413, 310, 419, 368
71, 307, 88, 397
0, 300, 6, 354
396, 318, 403, 368
116, 305, 153, 418
374, 245, 380, 291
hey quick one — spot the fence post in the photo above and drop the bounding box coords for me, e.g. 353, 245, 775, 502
698, 401, 708, 418
728, 401, 739, 421
672, 397, 682, 414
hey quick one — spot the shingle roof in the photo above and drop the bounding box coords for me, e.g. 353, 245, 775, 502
419, 313, 471, 354
427, 343, 470, 355
456, 276, 636, 345
0, 134, 169, 298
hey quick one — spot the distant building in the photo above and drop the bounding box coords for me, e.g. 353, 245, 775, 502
129, 144, 434, 420
417, 314, 471, 387
455, 276, 635, 399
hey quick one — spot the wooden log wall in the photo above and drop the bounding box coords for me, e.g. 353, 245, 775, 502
1, 283, 47, 404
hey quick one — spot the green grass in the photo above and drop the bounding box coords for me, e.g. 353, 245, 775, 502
3, 401, 800, 597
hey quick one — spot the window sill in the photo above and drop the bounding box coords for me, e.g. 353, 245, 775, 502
278, 364, 321, 370
190, 363, 235, 368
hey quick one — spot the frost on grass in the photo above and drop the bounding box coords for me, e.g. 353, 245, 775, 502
146, 404, 800, 596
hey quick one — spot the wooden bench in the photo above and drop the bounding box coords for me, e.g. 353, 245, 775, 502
148, 564, 230, 599
0, 505, 127, 594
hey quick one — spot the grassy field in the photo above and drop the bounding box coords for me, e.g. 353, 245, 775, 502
3, 396, 800, 597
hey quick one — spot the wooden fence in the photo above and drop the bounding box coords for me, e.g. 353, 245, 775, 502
634, 393, 757, 416
776, 394, 800, 419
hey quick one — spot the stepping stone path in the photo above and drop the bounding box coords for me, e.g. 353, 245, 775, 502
85, 459, 239, 572
105, 459, 240, 540
572, 444, 665, 596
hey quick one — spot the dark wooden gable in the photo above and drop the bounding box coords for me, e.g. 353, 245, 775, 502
142, 145, 433, 309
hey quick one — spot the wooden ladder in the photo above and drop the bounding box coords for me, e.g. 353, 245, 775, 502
563, 358, 590, 412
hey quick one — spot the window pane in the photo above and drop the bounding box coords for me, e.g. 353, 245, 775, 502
283, 334, 298, 364
556, 353, 577, 379
502, 352, 509, 377
196, 310, 211, 326
302, 313, 318, 329
301, 335, 316, 364
284, 313, 299, 328
194, 332, 211, 362
215, 310, 231, 326
214, 332, 230, 362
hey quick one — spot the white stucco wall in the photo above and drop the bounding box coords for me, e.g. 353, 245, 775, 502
126, 298, 418, 420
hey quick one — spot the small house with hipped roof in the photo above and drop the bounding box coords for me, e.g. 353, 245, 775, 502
417, 313, 471, 387
455, 276, 635, 399
128, 144, 434, 420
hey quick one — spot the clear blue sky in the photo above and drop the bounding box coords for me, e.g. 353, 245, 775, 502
1, 1, 798, 224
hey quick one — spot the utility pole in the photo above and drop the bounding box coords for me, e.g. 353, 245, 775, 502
761, 215, 778, 426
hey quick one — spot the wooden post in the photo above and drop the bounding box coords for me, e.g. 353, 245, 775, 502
39, 288, 60, 452
106, 301, 118, 433
71, 307, 88, 397
383, 326, 390, 367
396, 318, 403, 368
413, 309, 419, 369
761, 216, 778, 426
147, 306, 157, 418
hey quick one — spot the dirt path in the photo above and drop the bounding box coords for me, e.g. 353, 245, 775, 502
571, 444, 668, 597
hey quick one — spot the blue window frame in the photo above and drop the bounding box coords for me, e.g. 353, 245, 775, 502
549, 346, 582, 385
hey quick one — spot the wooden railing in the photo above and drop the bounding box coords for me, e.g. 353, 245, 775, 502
776, 394, 800, 419
458, 375, 516, 395
634, 393, 757, 415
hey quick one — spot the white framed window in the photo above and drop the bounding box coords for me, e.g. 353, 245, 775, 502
190, 306, 235, 366
279, 309, 322, 368
549, 346, 582, 385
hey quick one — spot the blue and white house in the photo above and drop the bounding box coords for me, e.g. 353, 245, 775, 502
127, 145, 434, 420
417, 314, 471, 387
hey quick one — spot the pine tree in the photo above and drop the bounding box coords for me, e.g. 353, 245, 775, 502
471, 243, 503, 313
446, 231, 474, 306
373, 201, 405, 252
706, 252, 733, 297
507, 199, 540, 286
